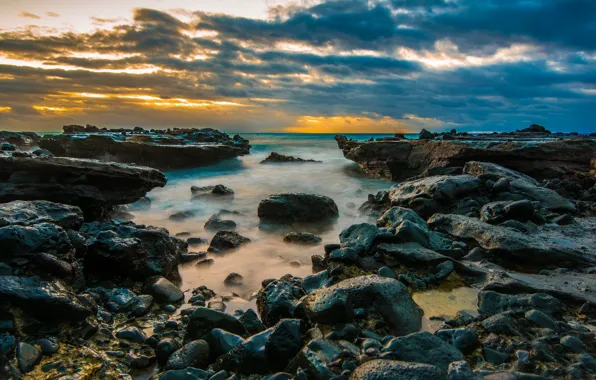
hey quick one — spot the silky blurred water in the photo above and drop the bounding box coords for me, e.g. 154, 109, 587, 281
132, 134, 399, 305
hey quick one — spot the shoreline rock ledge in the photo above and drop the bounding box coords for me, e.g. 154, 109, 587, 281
0, 152, 166, 218
335, 133, 596, 181
39, 126, 251, 169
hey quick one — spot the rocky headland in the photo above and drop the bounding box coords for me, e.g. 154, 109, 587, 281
38, 126, 251, 169
0, 125, 595, 380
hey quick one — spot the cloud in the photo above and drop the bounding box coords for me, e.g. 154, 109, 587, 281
19, 12, 41, 19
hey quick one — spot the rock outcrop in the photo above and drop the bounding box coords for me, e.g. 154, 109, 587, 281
39, 128, 251, 169
258, 193, 339, 223
0, 153, 166, 218
336, 135, 596, 181
260, 152, 322, 164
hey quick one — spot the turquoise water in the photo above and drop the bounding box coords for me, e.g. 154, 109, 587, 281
132, 133, 394, 307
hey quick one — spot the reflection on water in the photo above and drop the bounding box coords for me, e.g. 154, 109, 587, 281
132, 134, 392, 302
413, 287, 480, 332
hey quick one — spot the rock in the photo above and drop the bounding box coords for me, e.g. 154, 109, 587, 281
265, 319, 304, 371
34, 338, 59, 355
0, 222, 72, 259
213, 329, 272, 374
81, 220, 185, 279
339, 223, 381, 255
377, 266, 397, 279
116, 327, 147, 343
446, 360, 478, 380
169, 210, 196, 221
40, 130, 250, 170
286, 338, 343, 379
17, 342, 41, 373
257, 278, 303, 327
128, 196, 151, 211
480, 200, 537, 224
376, 243, 450, 266
336, 134, 596, 181
419, 129, 435, 140
481, 314, 521, 335
238, 309, 266, 335
166, 340, 210, 370
205, 328, 244, 358
191, 184, 234, 199
483, 347, 510, 365
224, 273, 244, 287
0, 276, 95, 322
560, 335, 585, 353
204, 215, 237, 232
428, 214, 595, 268
261, 152, 322, 164
525, 309, 557, 330
156, 338, 182, 365
350, 359, 443, 379
435, 261, 454, 280
328, 247, 359, 262
185, 307, 247, 342
208, 230, 251, 253
299, 288, 353, 325
0, 154, 166, 218
303, 270, 332, 294
258, 193, 339, 223
187, 237, 208, 245
464, 161, 576, 212
0, 200, 83, 229
298, 275, 421, 336
283, 232, 322, 246
436, 328, 478, 354
387, 175, 481, 217
149, 278, 184, 303
195, 258, 214, 267
478, 291, 561, 317
382, 331, 464, 371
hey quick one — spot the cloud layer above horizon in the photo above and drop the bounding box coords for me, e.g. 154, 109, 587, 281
1, 0, 595, 133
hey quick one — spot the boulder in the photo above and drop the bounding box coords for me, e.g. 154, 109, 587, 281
286, 339, 343, 379
478, 291, 562, 317
376, 243, 450, 266
208, 231, 251, 253
204, 215, 237, 232
382, 331, 464, 371
185, 307, 247, 342
258, 193, 339, 223
0, 222, 72, 259
265, 319, 304, 371
0, 276, 95, 322
0, 154, 166, 218
82, 221, 184, 279
213, 329, 272, 374
256, 278, 304, 327
350, 359, 443, 379
149, 277, 184, 303
17, 342, 41, 373
298, 275, 422, 336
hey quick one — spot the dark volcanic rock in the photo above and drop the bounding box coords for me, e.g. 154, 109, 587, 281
0, 222, 72, 259
257, 278, 304, 327
204, 214, 237, 232
81, 220, 185, 279
213, 329, 271, 374
0, 154, 166, 218
260, 152, 322, 164
258, 193, 339, 223
265, 319, 304, 371
191, 184, 234, 199
0, 200, 83, 229
40, 129, 250, 170
350, 359, 443, 379
165, 340, 210, 370
428, 213, 595, 267
17, 342, 41, 373
335, 134, 596, 181
283, 232, 322, 245
382, 331, 464, 371
208, 230, 251, 253
298, 275, 422, 336
185, 307, 247, 342
0, 276, 95, 322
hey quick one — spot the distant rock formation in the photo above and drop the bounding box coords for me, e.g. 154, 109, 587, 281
260, 152, 322, 164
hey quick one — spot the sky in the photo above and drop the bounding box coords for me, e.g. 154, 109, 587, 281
0, 0, 595, 133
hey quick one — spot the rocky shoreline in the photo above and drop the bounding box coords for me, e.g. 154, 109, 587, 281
1, 126, 595, 379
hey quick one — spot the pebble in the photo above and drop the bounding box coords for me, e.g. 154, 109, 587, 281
17, 342, 42, 373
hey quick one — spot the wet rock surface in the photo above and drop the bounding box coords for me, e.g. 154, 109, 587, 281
260, 152, 322, 164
